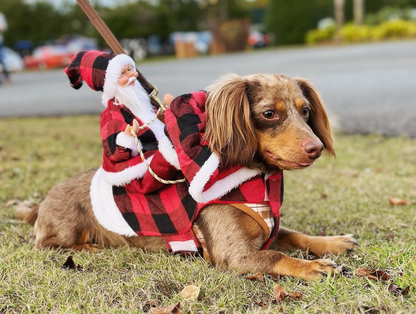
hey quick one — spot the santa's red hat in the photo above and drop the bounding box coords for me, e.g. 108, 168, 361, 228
64, 50, 136, 105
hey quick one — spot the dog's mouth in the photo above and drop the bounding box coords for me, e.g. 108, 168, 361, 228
265, 151, 313, 169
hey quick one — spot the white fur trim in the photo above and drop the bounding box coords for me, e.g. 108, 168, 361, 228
102, 54, 136, 106
116, 132, 140, 156
147, 118, 166, 142
101, 154, 154, 186
90, 168, 137, 237
188, 154, 262, 203
158, 136, 181, 170
169, 240, 198, 253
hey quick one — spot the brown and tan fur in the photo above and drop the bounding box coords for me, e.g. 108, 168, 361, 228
16, 74, 356, 281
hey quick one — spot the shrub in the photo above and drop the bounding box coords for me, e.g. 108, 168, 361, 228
307, 19, 416, 44
340, 24, 373, 42
306, 26, 337, 45
376, 19, 416, 38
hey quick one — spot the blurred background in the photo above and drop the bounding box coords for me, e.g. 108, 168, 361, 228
2, 0, 416, 63
1, 0, 416, 136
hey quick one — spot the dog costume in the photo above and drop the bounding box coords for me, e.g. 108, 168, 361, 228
89, 91, 284, 258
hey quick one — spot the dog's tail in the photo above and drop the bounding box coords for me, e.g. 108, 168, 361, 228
9, 200, 39, 225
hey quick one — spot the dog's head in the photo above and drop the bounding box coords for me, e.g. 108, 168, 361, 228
205, 74, 335, 171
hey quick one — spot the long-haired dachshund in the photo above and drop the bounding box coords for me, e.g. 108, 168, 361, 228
16, 74, 356, 280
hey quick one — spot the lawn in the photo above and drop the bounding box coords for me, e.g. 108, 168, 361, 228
0, 115, 415, 313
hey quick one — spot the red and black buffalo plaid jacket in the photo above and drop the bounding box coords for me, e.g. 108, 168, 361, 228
91, 92, 283, 256
99, 98, 180, 192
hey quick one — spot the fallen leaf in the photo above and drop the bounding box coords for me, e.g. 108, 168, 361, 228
388, 284, 410, 296
150, 303, 180, 314
179, 285, 200, 301
290, 291, 302, 299
62, 256, 83, 270
256, 300, 270, 309
354, 268, 389, 281
402, 286, 410, 295
273, 284, 288, 302
246, 272, 264, 282
354, 267, 371, 277
373, 270, 390, 281
389, 198, 411, 205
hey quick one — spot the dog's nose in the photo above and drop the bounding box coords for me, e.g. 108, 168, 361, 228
302, 140, 324, 159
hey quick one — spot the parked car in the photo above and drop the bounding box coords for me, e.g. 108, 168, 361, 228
247, 31, 269, 48
0, 46, 24, 72
60, 35, 99, 54
23, 45, 73, 70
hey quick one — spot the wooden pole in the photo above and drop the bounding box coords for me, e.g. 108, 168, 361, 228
75, 0, 167, 111
76, 0, 124, 54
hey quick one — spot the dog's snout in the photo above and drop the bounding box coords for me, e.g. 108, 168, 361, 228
302, 140, 324, 159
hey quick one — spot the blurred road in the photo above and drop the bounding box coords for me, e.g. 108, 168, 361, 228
1, 40, 416, 137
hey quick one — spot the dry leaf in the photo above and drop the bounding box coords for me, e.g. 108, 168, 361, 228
246, 272, 264, 282
290, 292, 302, 300
354, 268, 389, 281
62, 256, 83, 270
373, 270, 390, 281
354, 267, 371, 277
256, 300, 270, 309
179, 285, 200, 301
273, 284, 288, 302
389, 198, 411, 205
388, 284, 410, 296
150, 303, 180, 314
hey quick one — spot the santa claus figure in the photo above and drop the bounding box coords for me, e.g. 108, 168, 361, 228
64, 51, 181, 193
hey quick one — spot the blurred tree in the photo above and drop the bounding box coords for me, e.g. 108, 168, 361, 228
353, 0, 365, 25
265, 0, 334, 45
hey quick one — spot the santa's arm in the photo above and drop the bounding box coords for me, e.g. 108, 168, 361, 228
101, 111, 147, 162
164, 93, 215, 183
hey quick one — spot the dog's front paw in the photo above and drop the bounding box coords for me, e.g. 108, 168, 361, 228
309, 234, 358, 257
301, 259, 340, 280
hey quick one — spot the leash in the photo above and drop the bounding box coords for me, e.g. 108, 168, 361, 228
76, 0, 167, 112
129, 121, 186, 185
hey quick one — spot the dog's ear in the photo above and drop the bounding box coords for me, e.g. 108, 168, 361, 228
205, 74, 257, 168
295, 78, 335, 157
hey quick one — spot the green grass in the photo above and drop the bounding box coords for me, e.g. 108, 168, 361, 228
0, 116, 415, 313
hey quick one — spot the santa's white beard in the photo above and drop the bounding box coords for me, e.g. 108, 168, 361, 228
114, 79, 165, 140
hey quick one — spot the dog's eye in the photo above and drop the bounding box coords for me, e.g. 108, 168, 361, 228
302, 107, 310, 119
262, 110, 276, 119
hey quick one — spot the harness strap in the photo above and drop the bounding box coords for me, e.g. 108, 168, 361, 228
229, 203, 271, 243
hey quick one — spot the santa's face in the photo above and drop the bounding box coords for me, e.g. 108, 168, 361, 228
118, 64, 138, 87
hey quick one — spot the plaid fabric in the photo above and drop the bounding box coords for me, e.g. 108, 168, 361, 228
64, 51, 114, 91
104, 91, 284, 256
101, 99, 156, 173
164, 92, 214, 184
100, 99, 179, 194
64, 50, 160, 110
